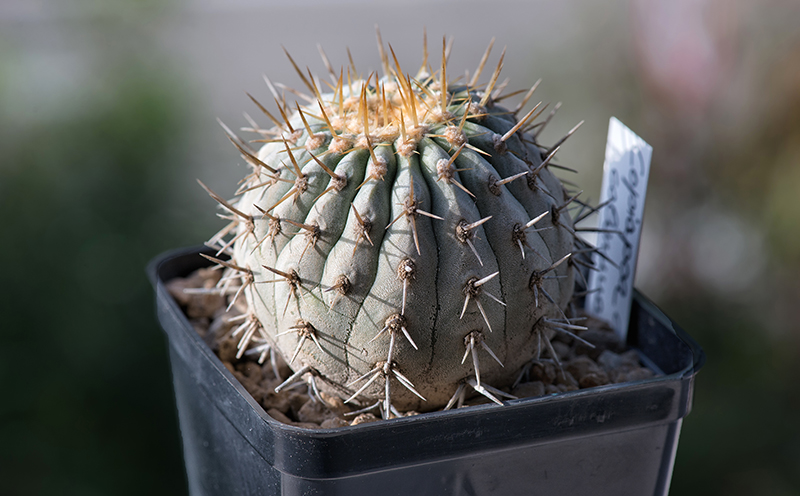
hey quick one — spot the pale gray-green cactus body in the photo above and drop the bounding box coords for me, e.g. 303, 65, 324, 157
209, 47, 581, 416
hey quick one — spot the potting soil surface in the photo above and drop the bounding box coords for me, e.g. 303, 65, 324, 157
167, 267, 655, 428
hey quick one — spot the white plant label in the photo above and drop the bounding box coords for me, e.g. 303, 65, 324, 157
586, 117, 653, 340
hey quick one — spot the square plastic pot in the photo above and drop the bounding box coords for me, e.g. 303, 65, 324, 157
149, 246, 704, 496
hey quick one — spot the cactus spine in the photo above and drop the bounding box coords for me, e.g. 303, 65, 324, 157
203, 35, 588, 418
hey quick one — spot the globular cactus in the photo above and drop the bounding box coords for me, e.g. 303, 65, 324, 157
202, 36, 589, 418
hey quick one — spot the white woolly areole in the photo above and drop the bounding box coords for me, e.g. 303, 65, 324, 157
436, 158, 455, 181
367, 155, 388, 180
444, 126, 467, 148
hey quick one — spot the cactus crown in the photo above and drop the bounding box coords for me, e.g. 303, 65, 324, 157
203, 34, 589, 419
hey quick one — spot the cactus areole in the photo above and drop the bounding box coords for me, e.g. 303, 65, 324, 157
203, 38, 589, 417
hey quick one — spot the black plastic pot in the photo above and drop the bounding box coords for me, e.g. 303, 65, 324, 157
149, 246, 704, 496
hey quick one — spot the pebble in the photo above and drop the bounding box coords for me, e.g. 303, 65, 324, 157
232, 370, 258, 395
207, 309, 240, 343
566, 355, 610, 388
319, 392, 351, 416
530, 361, 558, 385
217, 338, 238, 363
578, 372, 610, 388
613, 367, 654, 384
288, 391, 308, 412
166, 268, 225, 319
259, 390, 294, 416
237, 361, 264, 381
297, 399, 334, 424
620, 350, 643, 366
597, 349, 640, 371
555, 370, 580, 391
321, 417, 351, 429
245, 385, 269, 404
512, 381, 546, 398
267, 408, 292, 425
350, 413, 379, 425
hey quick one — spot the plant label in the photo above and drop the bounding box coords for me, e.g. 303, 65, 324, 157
586, 117, 653, 340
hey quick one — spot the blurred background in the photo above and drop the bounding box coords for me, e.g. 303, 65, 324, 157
1, 0, 798, 494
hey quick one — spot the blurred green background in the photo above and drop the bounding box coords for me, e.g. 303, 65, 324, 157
1, 0, 798, 494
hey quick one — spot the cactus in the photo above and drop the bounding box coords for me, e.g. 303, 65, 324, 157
201, 35, 591, 418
